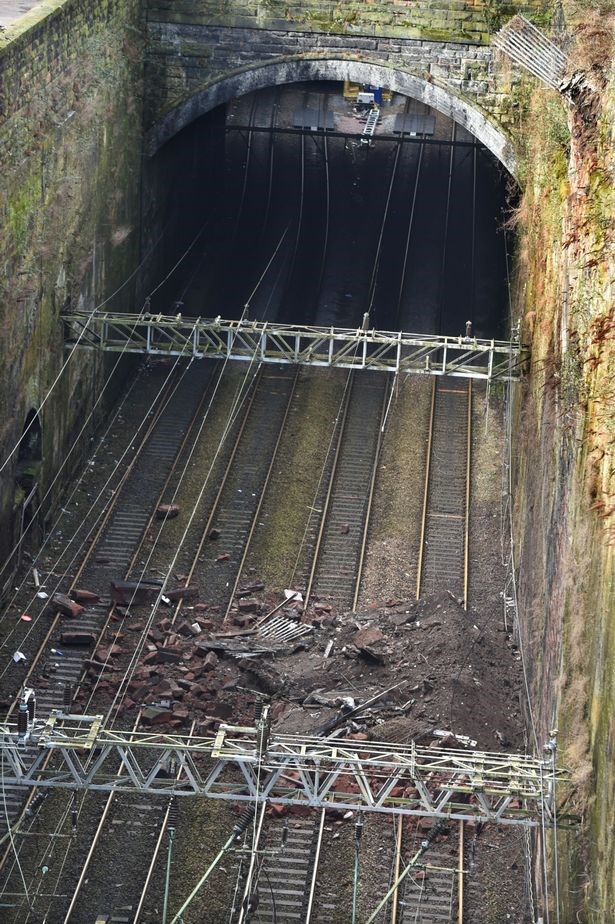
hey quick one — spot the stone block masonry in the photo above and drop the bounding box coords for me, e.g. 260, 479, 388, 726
144, 0, 545, 169
0, 0, 144, 566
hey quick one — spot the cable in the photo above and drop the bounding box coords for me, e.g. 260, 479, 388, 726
145, 219, 210, 300
90, 324, 264, 718
0, 224, 168, 476
1, 752, 31, 911
0, 327, 147, 593
351, 813, 364, 924
243, 226, 289, 313
367, 140, 402, 322
0, 351, 192, 679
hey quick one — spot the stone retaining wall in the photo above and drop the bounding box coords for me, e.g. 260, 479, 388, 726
0, 0, 143, 567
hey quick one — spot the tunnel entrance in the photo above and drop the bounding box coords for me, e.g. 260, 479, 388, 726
143, 81, 514, 346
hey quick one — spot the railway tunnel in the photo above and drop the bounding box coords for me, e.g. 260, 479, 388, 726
0, 2, 613, 923
143, 80, 511, 339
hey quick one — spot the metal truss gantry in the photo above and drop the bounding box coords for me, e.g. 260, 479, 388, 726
1, 712, 568, 827
62, 312, 524, 382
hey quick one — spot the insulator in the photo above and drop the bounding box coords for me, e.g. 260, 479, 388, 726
355, 814, 364, 841
253, 700, 264, 723
168, 800, 180, 830
17, 703, 28, 737
25, 792, 46, 817
63, 684, 73, 711
281, 820, 289, 847
233, 806, 255, 837
27, 694, 36, 722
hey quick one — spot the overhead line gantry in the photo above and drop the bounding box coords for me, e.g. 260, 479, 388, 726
62, 312, 525, 382
2, 710, 570, 829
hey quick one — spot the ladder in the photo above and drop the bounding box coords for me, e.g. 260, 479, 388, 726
361, 107, 379, 144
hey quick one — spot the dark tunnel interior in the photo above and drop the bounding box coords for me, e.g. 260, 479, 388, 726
142, 81, 514, 340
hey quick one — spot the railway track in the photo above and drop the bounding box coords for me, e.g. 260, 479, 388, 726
305, 371, 389, 610
245, 815, 324, 924
397, 830, 459, 924
0, 91, 501, 923
417, 378, 472, 606
0, 360, 227, 916
195, 365, 300, 613
26, 364, 300, 922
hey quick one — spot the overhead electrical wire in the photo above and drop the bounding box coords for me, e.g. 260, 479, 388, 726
83, 228, 292, 715
0, 350, 194, 678
0, 223, 170, 477
1, 219, 294, 916
0, 215, 222, 665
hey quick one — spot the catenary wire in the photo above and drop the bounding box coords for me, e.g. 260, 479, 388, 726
0, 222, 169, 476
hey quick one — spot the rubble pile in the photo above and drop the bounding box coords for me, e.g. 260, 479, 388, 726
47, 580, 524, 760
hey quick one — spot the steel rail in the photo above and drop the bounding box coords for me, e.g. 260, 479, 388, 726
58, 362, 274, 921
62, 711, 143, 922
305, 115, 405, 610
0, 367, 184, 865
463, 380, 472, 610
416, 378, 436, 600
223, 366, 301, 618
352, 377, 391, 612
57, 365, 269, 919
303, 379, 352, 611
5, 364, 219, 876
0, 361, 221, 913
304, 808, 326, 924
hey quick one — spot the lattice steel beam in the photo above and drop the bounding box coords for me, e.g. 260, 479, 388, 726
62, 312, 524, 382
0, 713, 570, 827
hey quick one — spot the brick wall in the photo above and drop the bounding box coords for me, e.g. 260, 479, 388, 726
0, 0, 143, 568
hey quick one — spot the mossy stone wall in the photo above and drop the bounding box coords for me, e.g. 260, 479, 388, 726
144, 0, 546, 147
0, 0, 143, 570
511, 49, 614, 921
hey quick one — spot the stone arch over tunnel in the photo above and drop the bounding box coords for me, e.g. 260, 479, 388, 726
145, 57, 518, 179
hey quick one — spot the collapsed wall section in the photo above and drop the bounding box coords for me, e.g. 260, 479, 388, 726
0, 0, 144, 576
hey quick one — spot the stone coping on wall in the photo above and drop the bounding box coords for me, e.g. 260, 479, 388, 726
0, 0, 69, 47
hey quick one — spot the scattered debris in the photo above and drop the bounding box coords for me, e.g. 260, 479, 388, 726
60, 631, 96, 646
71, 589, 101, 604
52, 593, 84, 618
111, 579, 162, 605
156, 504, 180, 519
